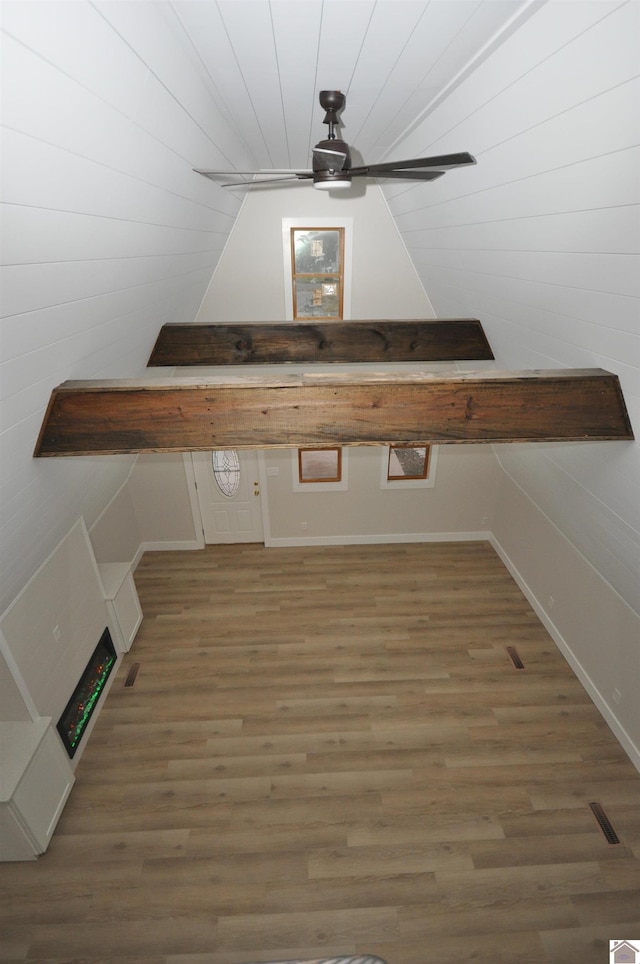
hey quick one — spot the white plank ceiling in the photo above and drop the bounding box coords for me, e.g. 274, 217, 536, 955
1, 0, 639, 618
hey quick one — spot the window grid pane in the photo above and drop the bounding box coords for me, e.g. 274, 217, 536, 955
387, 445, 430, 480
298, 448, 342, 483
291, 228, 344, 319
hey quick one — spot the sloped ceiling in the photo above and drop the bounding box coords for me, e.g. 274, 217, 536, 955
1, 0, 638, 617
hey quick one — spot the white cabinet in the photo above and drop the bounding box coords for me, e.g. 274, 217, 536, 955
98, 563, 142, 653
0, 719, 74, 861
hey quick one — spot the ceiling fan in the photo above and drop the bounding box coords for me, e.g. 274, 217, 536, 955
194, 90, 475, 191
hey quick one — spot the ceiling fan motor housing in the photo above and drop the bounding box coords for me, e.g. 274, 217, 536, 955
313, 137, 352, 190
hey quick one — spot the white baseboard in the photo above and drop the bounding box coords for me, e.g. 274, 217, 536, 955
142, 539, 205, 552
489, 533, 640, 774
132, 539, 204, 571
265, 530, 492, 548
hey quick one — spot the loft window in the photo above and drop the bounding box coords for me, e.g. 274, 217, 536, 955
293, 447, 349, 492
282, 218, 352, 320
290, 227, 344, 319
387, 445, 431, 480
381, 444, 438, 490
298, 447, 342, 483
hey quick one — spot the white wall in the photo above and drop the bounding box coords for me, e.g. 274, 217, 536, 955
128, 454, 201, 552
383, 0, 640, 617
0, 651, 32, 723
262, 445, 499, 545
89, 475, 142, 567
89, 453, 202, 565
0, 1, 245, 614
196, 182, 435, 321
491, 470, 640, 770
0, 522, 113, 743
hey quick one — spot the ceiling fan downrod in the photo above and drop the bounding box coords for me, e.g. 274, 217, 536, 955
320, 89, 344, 139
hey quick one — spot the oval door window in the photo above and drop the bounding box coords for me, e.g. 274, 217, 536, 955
212, 450, 240, 498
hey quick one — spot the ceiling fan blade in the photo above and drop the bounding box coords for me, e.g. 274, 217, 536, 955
312, 148, 348, 171
194, 168, 313, 179
349, 152, 476, 176
220, 174, 314, 187
355, 170, 445, 182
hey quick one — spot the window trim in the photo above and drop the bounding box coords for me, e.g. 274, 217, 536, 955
298, 447, 342, 484
290, 227, 345, 320
387, 444, 430, 481
380, 445, 438, 490
292, 447, 349, 492
282, 218, 353, 320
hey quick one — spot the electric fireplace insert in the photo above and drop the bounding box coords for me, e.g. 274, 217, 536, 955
57, 627, 117, 758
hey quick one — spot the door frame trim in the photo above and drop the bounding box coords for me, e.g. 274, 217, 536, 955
184, 453, 206, 549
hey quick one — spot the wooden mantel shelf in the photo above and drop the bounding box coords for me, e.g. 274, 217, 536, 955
34, 368, 633, 457
147, 319, 495, 366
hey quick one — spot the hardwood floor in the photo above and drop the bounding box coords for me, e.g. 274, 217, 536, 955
1, 541, 639, 964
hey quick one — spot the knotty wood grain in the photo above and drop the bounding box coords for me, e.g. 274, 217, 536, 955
34, 368, 633, 455
147, 319, 495, 366
1, 542, 639, 964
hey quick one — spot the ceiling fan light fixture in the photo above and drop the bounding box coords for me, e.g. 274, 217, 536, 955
313, 176, 352, 191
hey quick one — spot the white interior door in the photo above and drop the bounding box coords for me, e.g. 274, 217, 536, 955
192, 450, 264, 544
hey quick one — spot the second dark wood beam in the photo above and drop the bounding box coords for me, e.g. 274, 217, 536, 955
147, 319, 494, 366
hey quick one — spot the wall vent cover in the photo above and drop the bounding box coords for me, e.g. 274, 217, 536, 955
124, 663, 141, 688
589, 801, 620, 844
506, 645, 525, 669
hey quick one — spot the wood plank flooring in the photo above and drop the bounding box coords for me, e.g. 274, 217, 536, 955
1, 541, 639, 964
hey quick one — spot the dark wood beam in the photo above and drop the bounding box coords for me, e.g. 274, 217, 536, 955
34, 369, 633, 457
147, 319, 494, 366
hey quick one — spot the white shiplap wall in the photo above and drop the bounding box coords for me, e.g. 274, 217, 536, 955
0, 2, 246, 614
384, 0, 640, 615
